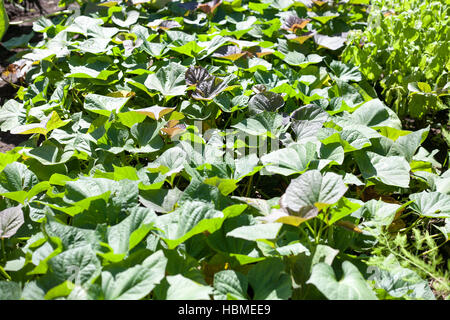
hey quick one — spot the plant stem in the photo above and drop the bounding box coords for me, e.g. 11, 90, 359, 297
399, 216, 425, 234
1, 238, 5, 263
304, 221, 316, 239
245, 175, 253, 197
420, 240, 448, 257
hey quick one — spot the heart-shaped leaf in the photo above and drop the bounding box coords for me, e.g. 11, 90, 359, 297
191, 74, 234, 100
307, 261, 378, 300
212, 45, 247, 61
185, 66, 211, 86
0, 205, 24, 239
83, 94, 131, 116
248, 91, 285, 115
133, 106, 174, 120
282, 16, 311, 32
314, 34, 347, 50
10, 111, 69, 136
409, 192, 450, 218
142, 62, 187, 98
280, 170, 348, 218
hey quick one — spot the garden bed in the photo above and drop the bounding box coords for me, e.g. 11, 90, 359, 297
0, 0, 448, 301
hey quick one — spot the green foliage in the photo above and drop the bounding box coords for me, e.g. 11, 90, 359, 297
369, 225, 450, 300
0, 0, 448, 300
342, 0, 449, 120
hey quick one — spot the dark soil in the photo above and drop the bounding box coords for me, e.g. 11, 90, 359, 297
4, 0, 61, 23
0, 0, 63, 153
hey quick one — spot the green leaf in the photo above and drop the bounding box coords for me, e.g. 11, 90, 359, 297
247, 258, 292, 300
311, 13, 339, 24
356, 200, 402, 234
84, 94, 131, 116
284, 52, 323, 68
48, 245, 101, 286
0, 162, 38, 194
232, 112, 288, 138
369, 254, 435, 300
171, 41, 205, 57
409, 192, 450, 218
44, 281, 75, 300
44, 215, 101, 251
0, 281, 21, 300
329, 60, 362, 82
106, 207, 156, 255
130, 121, 164, 152
25, 140, 73, 165
156, 201, 246, 249
1, 32, 34, 50
111, 10, 140, 28
147, 146, 187, 178
386, 127, 429, 162
0, 205, 24, 239
227, 223, 282, 241
66, 16, 118, 38
102, 250, 167, 300
0, 0, 9, 42
143, 62, 187, 99
327, 198, 362, 225
67, 56, 117, 80
291, 104, 329, 141
213, 270, 248, 300
0, 100, 26, 132
290, 244, 339, 289
139, 187, 182, 214
165, 274, 213, 300
260, 142, 317, 176
355, 151, 411, 188
307, 261, 378, 300
339, 99, 402, 129
10, 111, 69, 136
314, 34, 346, 51
248, 91, 285, 116
280, 170, 348, 218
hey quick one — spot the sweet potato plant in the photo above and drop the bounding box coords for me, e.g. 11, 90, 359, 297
0, 0, 448, 300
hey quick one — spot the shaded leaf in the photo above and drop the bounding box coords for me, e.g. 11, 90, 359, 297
191, 75, 235, 101
248, 91, 285, 115
185, 66, 211, 86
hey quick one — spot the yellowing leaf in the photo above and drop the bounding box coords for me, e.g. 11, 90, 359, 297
161, 120, 186, 138
314, 202, 329, 212
10, 112, 69, 136
107, 90, 135, 98
286, 32, 315, 44
275, 215, 311, 227
336, 220, 363, 233
133, 106, 175, 120
98, 1, 119, 7
212, 45, 247, 61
